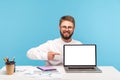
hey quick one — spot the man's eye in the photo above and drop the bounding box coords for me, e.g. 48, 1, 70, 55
61, 26, 66, 28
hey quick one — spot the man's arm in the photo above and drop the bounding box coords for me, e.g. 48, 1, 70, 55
27, 41, 51, 60
27, 41, 60, 60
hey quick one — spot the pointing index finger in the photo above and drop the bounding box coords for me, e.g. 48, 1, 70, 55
54, 53, 60, 55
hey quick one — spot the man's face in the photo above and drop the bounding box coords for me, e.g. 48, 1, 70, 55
59, 20, 75, 40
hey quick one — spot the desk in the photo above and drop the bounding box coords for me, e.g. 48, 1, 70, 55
0, 66, 120, 80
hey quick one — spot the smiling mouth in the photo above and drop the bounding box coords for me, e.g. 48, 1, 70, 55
64, 32, 70, 35
60, 30, 73, 40
63, 31, 70, 34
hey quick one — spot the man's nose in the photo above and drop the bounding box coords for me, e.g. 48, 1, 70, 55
65, 27, 69, 31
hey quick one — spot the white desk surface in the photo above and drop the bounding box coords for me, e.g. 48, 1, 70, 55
0, 66, 120, 80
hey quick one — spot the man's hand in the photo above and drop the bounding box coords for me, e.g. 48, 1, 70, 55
48, 51, 60, 60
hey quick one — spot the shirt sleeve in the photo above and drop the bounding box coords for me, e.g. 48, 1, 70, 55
27, 41, 51, 60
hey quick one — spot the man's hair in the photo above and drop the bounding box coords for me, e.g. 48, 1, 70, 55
59, 15, 75, 27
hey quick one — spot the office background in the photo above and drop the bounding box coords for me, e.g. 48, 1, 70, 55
0, 0, 120, 70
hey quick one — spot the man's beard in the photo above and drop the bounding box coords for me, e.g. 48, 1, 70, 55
60, 31, 73, 40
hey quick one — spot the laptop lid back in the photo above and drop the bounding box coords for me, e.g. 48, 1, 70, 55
63, 44, 97, 69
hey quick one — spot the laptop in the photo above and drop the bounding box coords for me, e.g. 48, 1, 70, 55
63, 44, 102, 73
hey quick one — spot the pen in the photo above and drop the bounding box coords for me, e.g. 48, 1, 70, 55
6, 57, 9, 62
3, 57, 9, 62
3, 58, 7, 62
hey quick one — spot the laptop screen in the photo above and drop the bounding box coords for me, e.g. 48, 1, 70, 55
63, 44, 96, 67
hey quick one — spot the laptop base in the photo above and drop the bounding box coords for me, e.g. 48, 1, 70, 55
64, 67, 102, 73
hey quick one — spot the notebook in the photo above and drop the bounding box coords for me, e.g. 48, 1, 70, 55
37, 66, 56, 71
63, 44, 102, 73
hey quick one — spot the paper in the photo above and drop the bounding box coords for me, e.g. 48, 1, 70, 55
0, 66, 64, 79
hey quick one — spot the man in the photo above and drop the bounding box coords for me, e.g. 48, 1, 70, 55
27, 15, 82, 66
